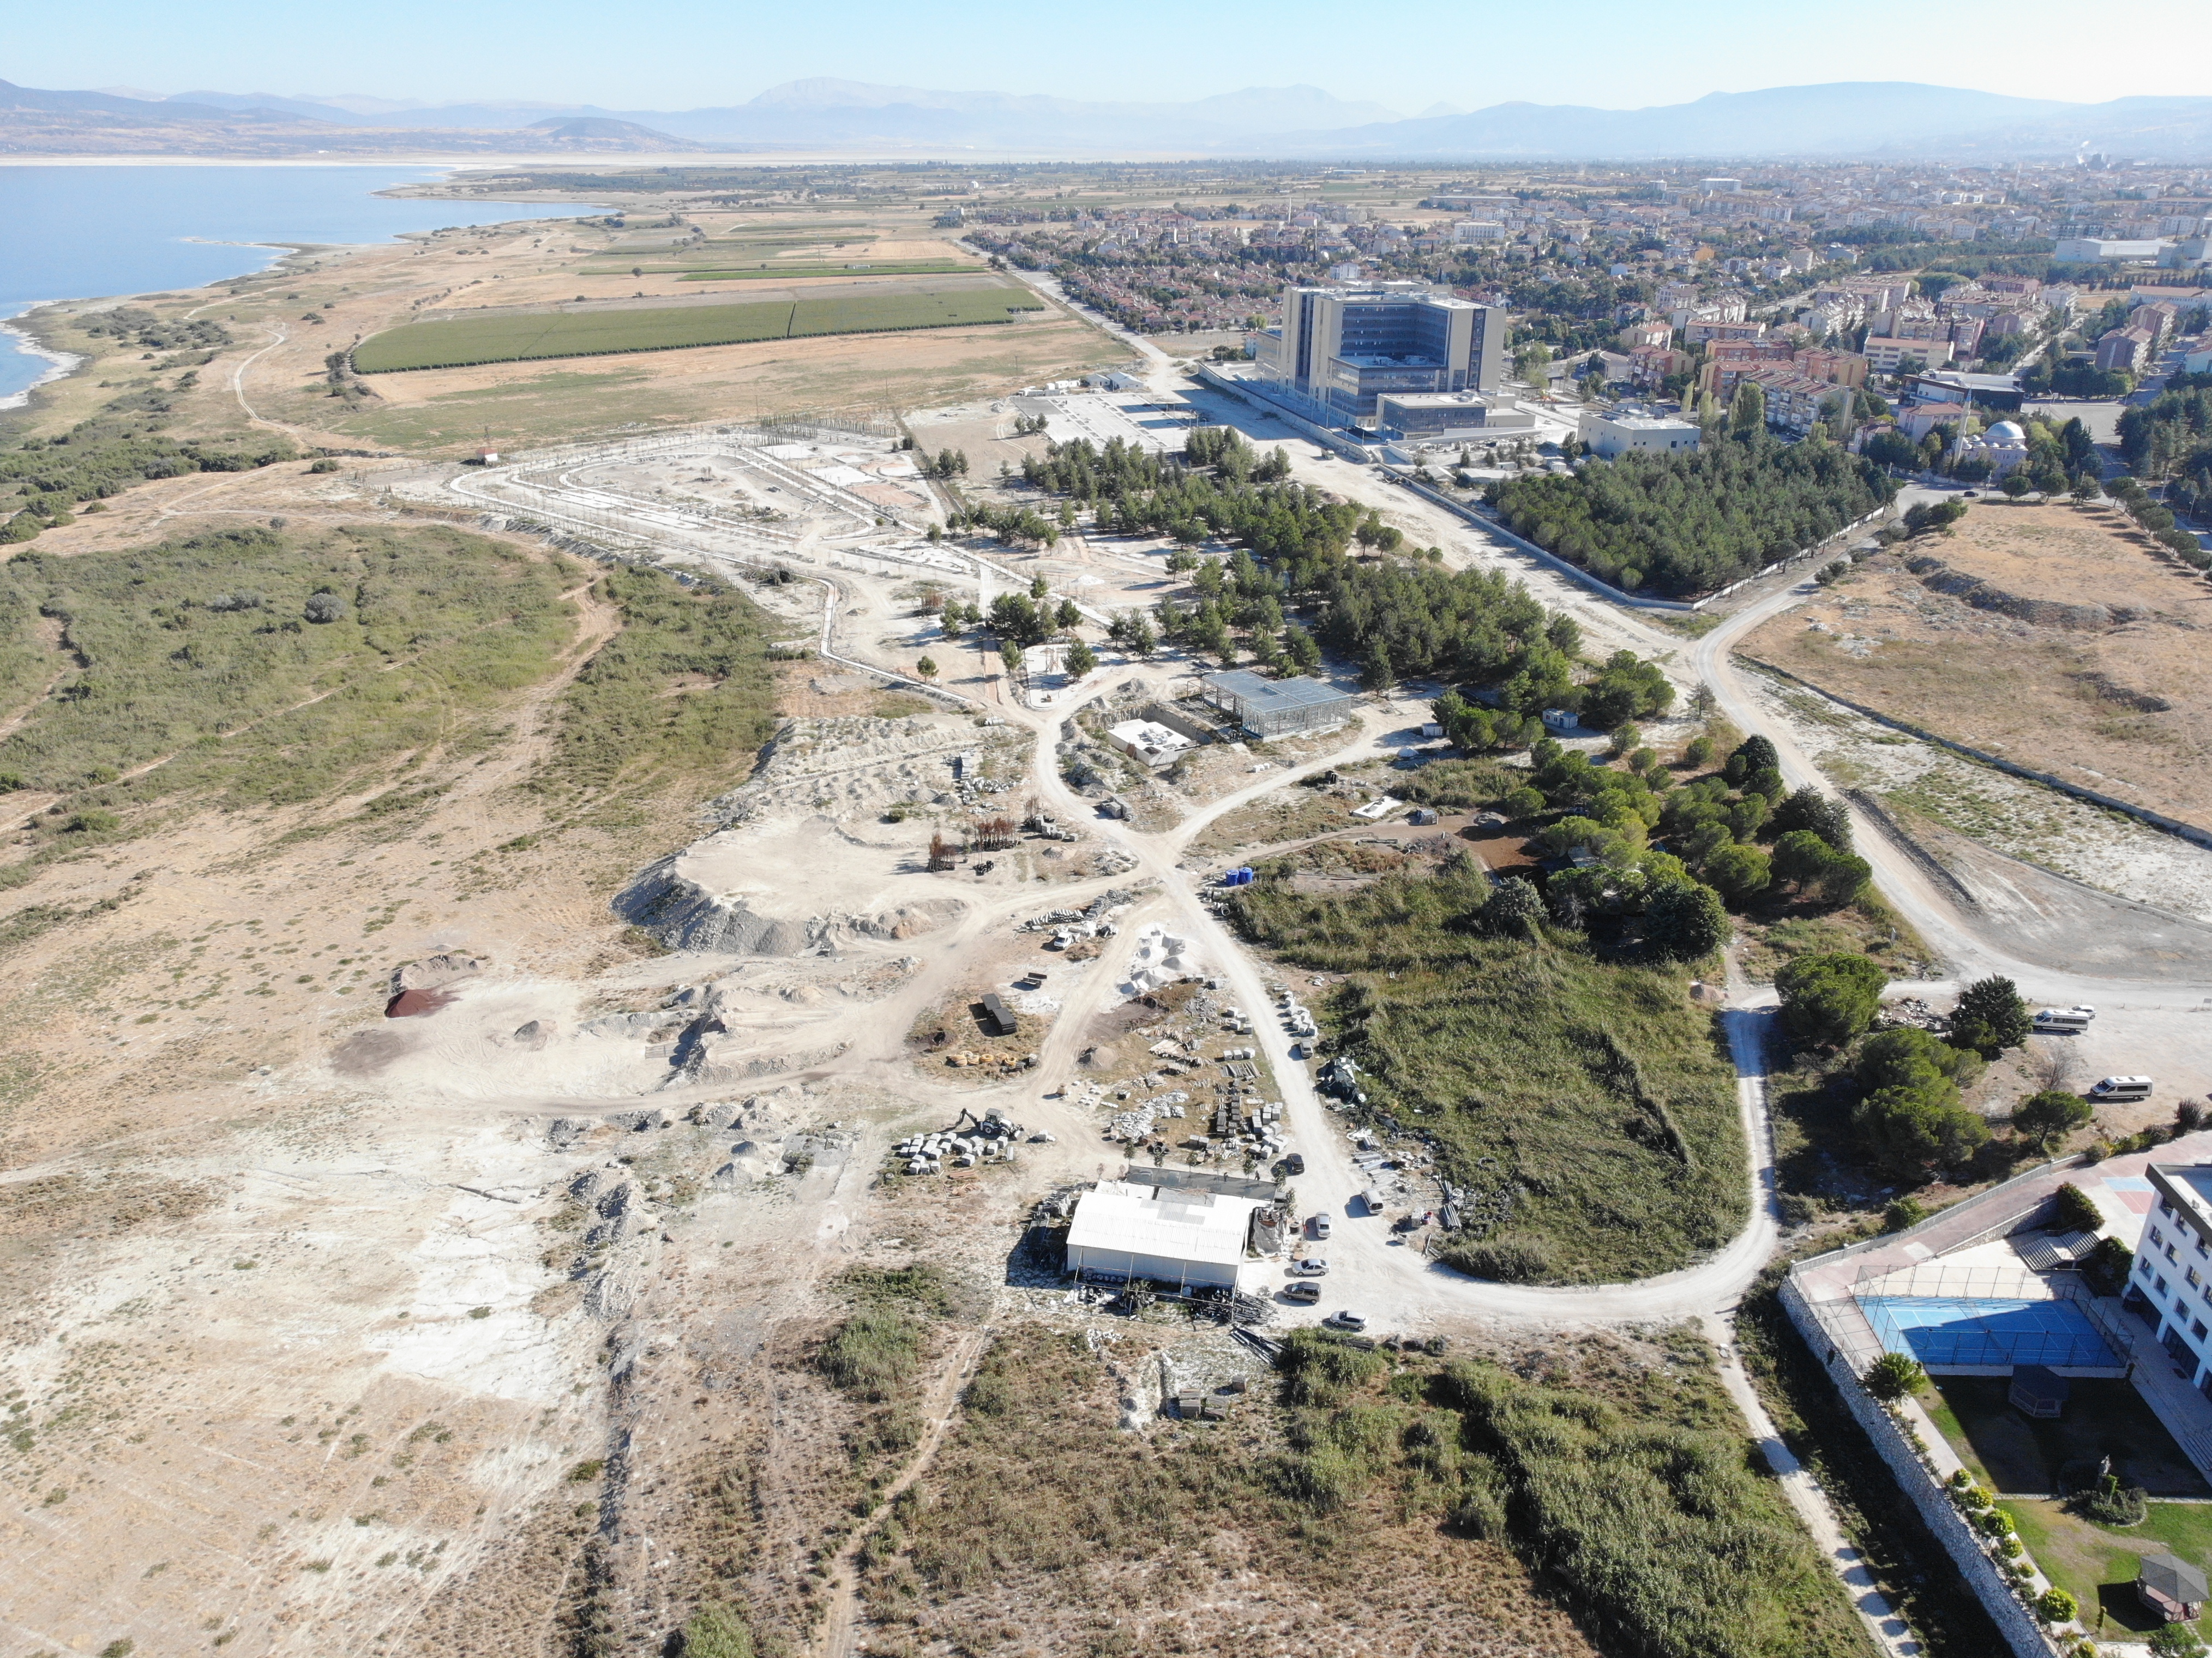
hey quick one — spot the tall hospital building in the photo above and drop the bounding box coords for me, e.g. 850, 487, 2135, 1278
1254, 281, 1505, 418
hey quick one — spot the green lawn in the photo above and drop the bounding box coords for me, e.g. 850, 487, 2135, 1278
1925, 1376, 2211, 1497
2010, 1498, 2212, 1644
353, 287, 1045, 373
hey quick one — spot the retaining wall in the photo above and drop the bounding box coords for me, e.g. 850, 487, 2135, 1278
1740, 654, 2212, 854
1778, 1275, 2063, 1657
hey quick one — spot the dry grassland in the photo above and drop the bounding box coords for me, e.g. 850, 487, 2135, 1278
1746, 501, 2212, 827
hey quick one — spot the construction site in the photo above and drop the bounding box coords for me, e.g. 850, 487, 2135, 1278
5, 160, 2212, 1658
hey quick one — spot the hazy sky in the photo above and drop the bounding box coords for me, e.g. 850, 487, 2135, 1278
10, 0, 2208, 112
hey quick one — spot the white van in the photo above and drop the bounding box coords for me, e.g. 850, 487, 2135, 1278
2034, 1007, 2095, 1033
2089, 1076, 2154, 1101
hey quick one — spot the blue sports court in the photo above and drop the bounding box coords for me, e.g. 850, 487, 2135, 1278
1860, 1295, 2122, 1369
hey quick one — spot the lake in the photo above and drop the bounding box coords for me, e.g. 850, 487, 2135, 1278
0, 165, 601, 405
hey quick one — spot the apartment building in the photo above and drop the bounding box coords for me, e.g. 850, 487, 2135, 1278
2131, 302, 2182, 350
1684, 316, 1768, 346
1862, 336, 1957, 373
1258, 282, 1506, 417
1736, 366, 1852, 435
2096, 327, 2156, 373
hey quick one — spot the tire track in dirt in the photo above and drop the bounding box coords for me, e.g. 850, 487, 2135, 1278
812, 1325, 989, 1658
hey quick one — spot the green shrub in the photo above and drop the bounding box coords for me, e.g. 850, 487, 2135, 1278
1977, 1506, 2016, 1537
1440, 1240, 1554, 1283
679, 1603, 754, 1658
2052, 1182, 2104, 1234
818, 1305, 924, 1401
0, 524, 572, 812
1278, 1328, 1386, 1407
1864, 1351, 1926, 1400
1441, 1356, 1864, 1656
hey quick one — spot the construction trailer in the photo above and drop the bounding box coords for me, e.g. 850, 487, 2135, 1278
1063, 1176, 1266, 1291
1200, 670, 1356, 740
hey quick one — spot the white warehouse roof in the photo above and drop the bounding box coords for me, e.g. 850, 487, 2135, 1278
1066, 1180, 1262, 1270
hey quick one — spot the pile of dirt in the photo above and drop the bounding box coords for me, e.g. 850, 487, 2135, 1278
705, 713, 995, 825
617, 854, 966, 956
1906, 555, 2136, 630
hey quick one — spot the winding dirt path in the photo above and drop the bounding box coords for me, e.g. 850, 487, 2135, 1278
813, 1327, 989, 1658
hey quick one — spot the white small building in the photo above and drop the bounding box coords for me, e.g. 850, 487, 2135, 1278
1578, 411, 1701, 460
1064, 1179, 1265, 1289
1107, 719, 1193, 768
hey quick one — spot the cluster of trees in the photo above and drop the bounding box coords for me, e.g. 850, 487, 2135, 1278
920, 448, 970, 479
940, 579, 1081, 648
1182, 424, 1294, 483
1429, 643, 1672, 749
1486, 436, 1895, 596
1902, 500, 1973, 539
1453, 735, 1723, 958
1778, 962, 2087, 1180
75, 306, 231, 355
1498, 731, 1869, 952
1154, 548, 1321, 675
2103, 471, 2211, 570
1016, 432, 1566, 681
1021, 434, 1357, 573
2118, 373, 2212, 530
1653, 738, 1871, 912
947, 500, 1060, 548
1311, 561, 1556, 691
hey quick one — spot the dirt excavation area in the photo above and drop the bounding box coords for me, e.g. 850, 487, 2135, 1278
1745, 500, 2212, 831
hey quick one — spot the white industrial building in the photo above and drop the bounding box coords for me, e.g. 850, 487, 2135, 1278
1107, 718, 1194, 768
1064, 1179, 1266, 1290
1578, 410, 1701, 459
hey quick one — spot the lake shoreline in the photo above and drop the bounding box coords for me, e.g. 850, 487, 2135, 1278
0, 167, 602, 423
0, 307, 86, 411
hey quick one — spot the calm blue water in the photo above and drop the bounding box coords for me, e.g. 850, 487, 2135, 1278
0, 166, 602, 401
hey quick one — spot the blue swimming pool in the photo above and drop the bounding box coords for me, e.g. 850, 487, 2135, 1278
1860, 1295, 2121, 1369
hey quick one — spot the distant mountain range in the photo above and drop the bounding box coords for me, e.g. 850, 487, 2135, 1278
7, 75, 2212, 159
0, 79, 699, 155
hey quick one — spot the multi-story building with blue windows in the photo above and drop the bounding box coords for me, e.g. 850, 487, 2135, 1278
2135, 1165, 2212, 1396
1253, 281, 1504, 419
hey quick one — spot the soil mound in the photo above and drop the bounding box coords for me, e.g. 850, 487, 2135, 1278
1906, 555, 2141, 629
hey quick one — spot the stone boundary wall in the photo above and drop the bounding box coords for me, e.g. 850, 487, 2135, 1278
1778, 1275, 2063, 1657
1738, 654, 2212, 853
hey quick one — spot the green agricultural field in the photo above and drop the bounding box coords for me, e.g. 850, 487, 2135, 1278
352, 288, 1045, 374
675, 261, 975, 281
